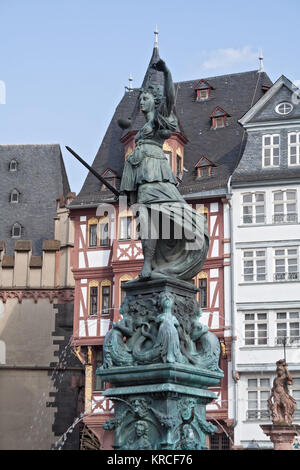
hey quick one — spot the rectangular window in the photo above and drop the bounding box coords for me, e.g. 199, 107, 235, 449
243, 250, 266, 282
273, 190, 298, 224
210, 433, 230, 450
262, 134, 280, 167
288, 132, 300, 166
274, 248, 299, 281
120, 281, 127, 305
176, 155, 182, 176
198, 278, 208, 309
89, 224, 97, 247
244, 313, 268, 346
119, 216, 132, 240
94, 349, 105, 391
99, 222, 109, 246
197, 89, 209, 101
89, 286, 98, 316
101, 285, 111, 315
247, 378, 270, 420
276, 311, 300, 346
292, 378, 300, 418
164, 152, 172, 168
214, 116, 225, 129
242, 192, 265, 224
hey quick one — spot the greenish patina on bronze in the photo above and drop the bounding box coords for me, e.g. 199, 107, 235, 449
120, 58, 209, 282
97, 56, 223, 450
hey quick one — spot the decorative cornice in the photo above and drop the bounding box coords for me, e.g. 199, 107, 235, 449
0, 288, 74, 304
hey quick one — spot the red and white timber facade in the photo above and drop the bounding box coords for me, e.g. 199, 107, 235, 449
69, 135, 233, 449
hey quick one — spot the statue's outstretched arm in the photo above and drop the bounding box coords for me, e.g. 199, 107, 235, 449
152, 59, 175, 115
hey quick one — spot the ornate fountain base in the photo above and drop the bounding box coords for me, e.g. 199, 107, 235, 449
97, 277, 223, 450
260, 424, 300, 450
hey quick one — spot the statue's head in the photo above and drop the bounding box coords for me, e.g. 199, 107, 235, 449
135, 420, 148, 437
183, 424, 195, 440
158, 291, 174, 311
180, 398, 196, 421
140, 82, 163, 112
131, 398, 148, 418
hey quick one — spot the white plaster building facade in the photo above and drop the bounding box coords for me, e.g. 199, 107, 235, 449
229, 75, 300, 448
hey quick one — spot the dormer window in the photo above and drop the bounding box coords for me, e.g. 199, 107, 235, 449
12, 222, 22, 238
9, 160, 18, 172
210, 107, 230, 129
195, 157, 216, 179
197, 89, 209, 101
100, 168, 118, 191
194, 80, 214, 102
199, 167, 211, 177
214, 117, 225, 129
10, 189, 20, 203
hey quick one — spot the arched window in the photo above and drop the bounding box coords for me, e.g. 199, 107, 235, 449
12, 223, 22, 238
10, 189, 20, 203
9, 160, 18, 172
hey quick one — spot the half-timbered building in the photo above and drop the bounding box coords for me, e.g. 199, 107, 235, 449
69, 40, 272, 449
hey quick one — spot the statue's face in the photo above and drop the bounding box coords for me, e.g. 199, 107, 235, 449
140, 92, 155, 113
135, 422, 145, 437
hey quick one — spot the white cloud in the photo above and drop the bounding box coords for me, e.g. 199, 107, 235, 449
202, 46, 258, 71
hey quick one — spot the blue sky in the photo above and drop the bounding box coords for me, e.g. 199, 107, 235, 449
1, 0, 300, 193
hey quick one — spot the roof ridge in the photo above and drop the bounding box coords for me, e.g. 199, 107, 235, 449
173, 69, 261, 86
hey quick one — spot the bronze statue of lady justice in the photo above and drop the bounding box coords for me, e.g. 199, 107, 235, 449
119, 58, 209, 282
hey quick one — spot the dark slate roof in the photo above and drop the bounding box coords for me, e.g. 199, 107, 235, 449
232, 75, 300, 185
71, 49, 272, 207
0, 144, 70, 254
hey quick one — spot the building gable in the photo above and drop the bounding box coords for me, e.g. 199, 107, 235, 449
233, 76, 300, 186
239, 76, 300, 127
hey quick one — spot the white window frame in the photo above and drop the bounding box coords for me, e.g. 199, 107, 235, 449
272, 189, 298, 224
88, 224, 97, 247
244, 313, 268, 346
292, 378, 300, 419
241, 192, 265, 225
12, 223, 22, 238
288, 132, 300, 166
197, 89, 209, 101
262, 134, 280, 167
247, 377, 271, 420
274, 247, 299, 282
275, 311, 300, 346
119, 216, 132, 240
275, 102, 293, 115
242, 249, 267, 282
9, 160, 17, 172
214, 116, 225, 129
10, 189, 19, 204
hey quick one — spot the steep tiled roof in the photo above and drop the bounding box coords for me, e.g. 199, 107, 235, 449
0, 144, 70, 254
70, 49, 272, 207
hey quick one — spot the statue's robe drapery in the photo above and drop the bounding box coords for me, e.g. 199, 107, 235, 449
120, 108, 209, 282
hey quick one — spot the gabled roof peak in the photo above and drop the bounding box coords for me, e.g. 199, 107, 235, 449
194, 156, 217, 168
239, 74, 300, 126
194, 79, 215, 91
210, 106, 231, 118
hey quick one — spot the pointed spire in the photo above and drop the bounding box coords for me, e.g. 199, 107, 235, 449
154, 25, 159, 49
128, 72, 133, 91
258, 49, 264, 73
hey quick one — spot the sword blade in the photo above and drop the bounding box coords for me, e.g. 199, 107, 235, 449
65, 146, 120, 197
